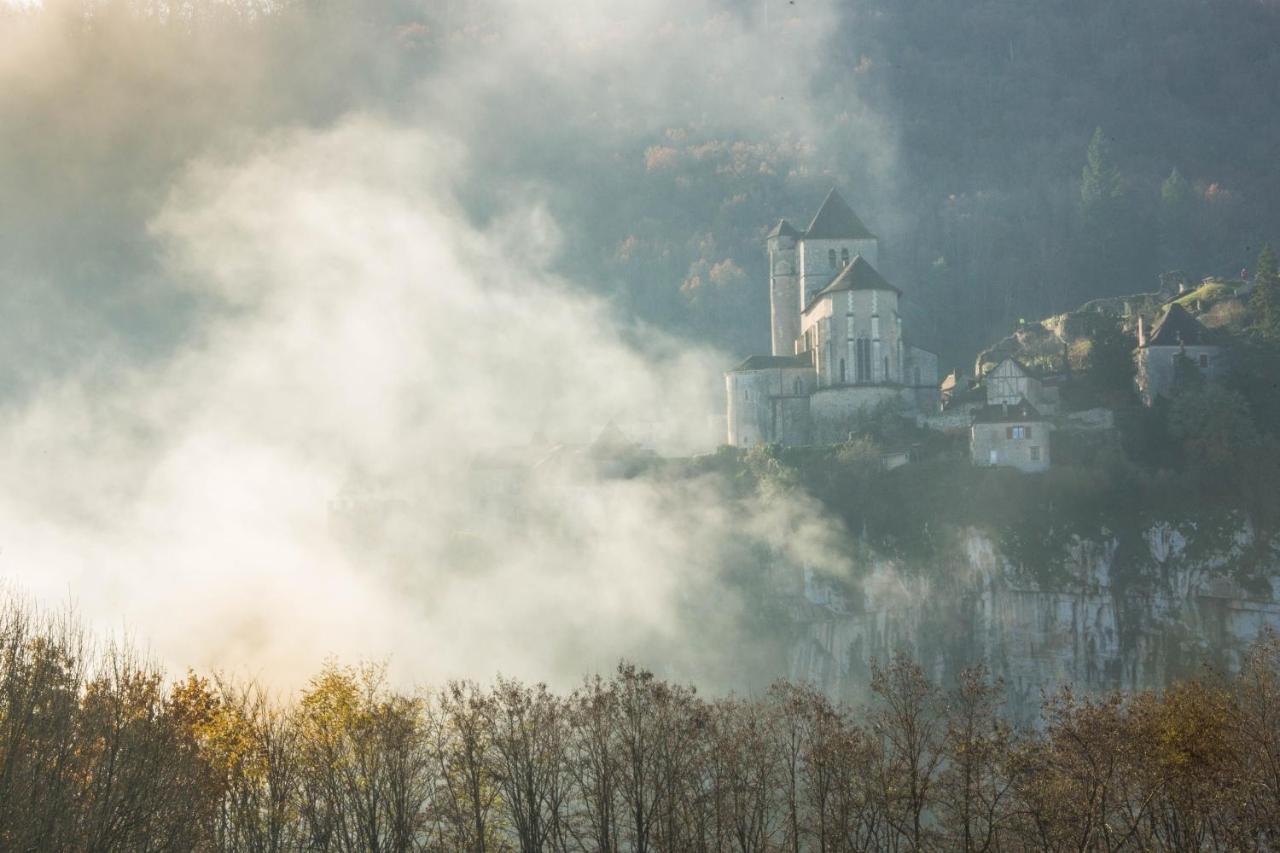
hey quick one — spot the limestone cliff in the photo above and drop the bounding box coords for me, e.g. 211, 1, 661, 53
788, 518, 1280, 719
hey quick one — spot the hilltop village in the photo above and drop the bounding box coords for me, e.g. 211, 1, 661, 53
725, 189, 1247, 474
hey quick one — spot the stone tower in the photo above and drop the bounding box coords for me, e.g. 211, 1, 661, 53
797, 188, 879, 310
767, 219, 802, 355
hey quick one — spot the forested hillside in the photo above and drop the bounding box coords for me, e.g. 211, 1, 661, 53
596, 0, 1280, 363
2, 0, 1278, 381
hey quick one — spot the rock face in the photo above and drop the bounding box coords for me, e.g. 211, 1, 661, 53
789, 520, 1280, 720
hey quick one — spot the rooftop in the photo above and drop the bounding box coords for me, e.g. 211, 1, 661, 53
1143, 302, 1212, 347
729, 354, 813, 372
767, 219, 801, 240
811, 255, 902, 301
804, 188, 877, 240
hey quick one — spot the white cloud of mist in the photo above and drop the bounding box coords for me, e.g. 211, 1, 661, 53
0, 0, 884, 689
0, 119, 854, 688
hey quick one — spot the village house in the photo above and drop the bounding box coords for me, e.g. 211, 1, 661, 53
1135, 302, 1225, 405
983, 356, 1060, 415
970, 398, 1051, 473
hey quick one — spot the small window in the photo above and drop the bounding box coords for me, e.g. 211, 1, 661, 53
841, 248, 850, 266
883, 356, 889, 381
828, 249, 837, 269
1030, 446, 1042, 461
839, 359, 846, 382
1199, 354, 1209, 368
793, 378, 803, 395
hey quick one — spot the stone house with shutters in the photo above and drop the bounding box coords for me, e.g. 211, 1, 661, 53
970, 398, 1051, 473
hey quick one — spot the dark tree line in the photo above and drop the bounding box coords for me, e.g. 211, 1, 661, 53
1, 596, 1279, 851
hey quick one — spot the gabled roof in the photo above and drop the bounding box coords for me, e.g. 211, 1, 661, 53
972, 397, 1046, 424
812, 255, 902, 301
767, 219, 801, 240
989, 356, 1046, 380
728, 354, 813, 372
1143, 302, 1211, 348
804, 188, 877, 240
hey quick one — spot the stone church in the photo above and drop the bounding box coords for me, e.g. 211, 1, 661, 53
726, 189, 938, 446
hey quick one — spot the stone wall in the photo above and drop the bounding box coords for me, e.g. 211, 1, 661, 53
971, 421, 1051, 472
1136, 344, 1225, 405
799, 237, 878, 305
725, 366, 815, 446
809, 385, 904, 444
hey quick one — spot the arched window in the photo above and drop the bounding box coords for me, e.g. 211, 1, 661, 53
839, 359, 846, 382
793, 378, 803, 395
828, 249, 837, 269
841, 248, 850, 266
883, 356, 890, 381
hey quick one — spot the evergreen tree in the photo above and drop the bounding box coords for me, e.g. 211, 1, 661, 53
1159, 167, 1197, 273
1076, 128, 1155, 299
1081, 127, 1123, 212
1250, 243, 1280, 340
1160, 167, 1190, 208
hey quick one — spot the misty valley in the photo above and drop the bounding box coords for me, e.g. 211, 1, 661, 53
2, 0, 1280, 848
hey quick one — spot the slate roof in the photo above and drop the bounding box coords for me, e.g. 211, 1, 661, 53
812, 255, 902, 299
1143, 302, 1211, 348
804, 188, 877, 240
767, 219, 801, 239
729, 354, 813, 372
971, 397, 1046, 424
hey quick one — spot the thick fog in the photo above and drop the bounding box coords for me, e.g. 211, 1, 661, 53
0, 0, 875, 687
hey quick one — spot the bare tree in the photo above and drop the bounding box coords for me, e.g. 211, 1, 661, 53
431, 680, 500, 853
869, 653, 944, 852
484, 677, 570, 853
936, 665, 1018, 852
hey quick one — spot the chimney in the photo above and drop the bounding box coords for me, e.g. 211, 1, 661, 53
1137, 315, 1147, 347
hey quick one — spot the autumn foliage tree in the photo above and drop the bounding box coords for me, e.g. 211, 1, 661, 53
0, 593, 1278, 851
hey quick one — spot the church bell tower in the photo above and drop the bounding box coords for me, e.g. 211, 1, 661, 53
767, 219, 801, 355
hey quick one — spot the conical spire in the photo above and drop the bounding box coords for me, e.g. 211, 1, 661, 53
804, 188, 876, 240
767, 219, 801, 239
